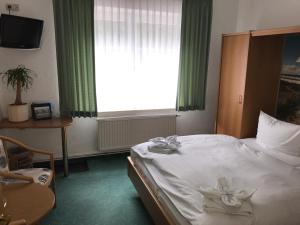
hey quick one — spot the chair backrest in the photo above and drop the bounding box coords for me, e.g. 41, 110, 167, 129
0, 139, 9, 172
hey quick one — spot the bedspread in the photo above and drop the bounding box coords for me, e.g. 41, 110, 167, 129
132, 135, 300, 225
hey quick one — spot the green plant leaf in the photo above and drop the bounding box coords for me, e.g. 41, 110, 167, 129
0, 65, 36, 90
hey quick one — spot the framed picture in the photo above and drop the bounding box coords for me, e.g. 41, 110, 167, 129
31, 103, 52, 120
277, 35, 300, 124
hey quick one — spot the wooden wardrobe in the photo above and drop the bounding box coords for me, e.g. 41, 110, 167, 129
216, 26, 300, 138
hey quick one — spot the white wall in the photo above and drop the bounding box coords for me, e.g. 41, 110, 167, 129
0, 0, 59, 116
0, 0, 65, 153
0, 0, 98, 159
0, 0, 239, 159
237, 0, 300, 31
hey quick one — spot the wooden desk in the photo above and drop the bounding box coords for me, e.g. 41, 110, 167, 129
0, 117, 73, 177
3, 183, 55, 225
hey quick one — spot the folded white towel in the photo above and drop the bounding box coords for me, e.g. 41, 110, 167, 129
202, 197, 253, 217
148, 135, 181, 154
147, 144, 176, 154
199, 177, 255, 216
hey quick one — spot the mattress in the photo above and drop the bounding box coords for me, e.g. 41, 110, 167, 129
131, 134, 300, 225
131, 151, 190, 225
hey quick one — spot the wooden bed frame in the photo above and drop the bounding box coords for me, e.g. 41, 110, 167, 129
127, 157, 176, 225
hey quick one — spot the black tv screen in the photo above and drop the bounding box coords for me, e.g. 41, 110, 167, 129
0, 14, 44, 49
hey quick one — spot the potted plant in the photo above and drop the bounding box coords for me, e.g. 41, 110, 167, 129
0, 65, 36, 122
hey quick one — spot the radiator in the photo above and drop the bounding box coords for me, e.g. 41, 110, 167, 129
97, 115, 176, 152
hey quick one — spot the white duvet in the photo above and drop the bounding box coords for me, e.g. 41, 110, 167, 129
131, 135, 300, 225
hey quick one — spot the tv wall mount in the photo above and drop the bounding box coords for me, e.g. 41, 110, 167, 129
6, 4, 19, 14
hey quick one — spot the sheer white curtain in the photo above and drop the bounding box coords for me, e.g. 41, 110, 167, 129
94, 0, 182, 112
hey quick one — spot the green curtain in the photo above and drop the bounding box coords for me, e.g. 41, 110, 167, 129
176, 0, 212, 111
53, 0, 97, 117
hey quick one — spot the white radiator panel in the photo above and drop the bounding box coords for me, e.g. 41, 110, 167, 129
98, 115, 176, 152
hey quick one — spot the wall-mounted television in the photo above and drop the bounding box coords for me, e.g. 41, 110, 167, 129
0, 14, 44, 49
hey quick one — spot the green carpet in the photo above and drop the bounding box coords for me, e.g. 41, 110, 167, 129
40, 154, 154, 225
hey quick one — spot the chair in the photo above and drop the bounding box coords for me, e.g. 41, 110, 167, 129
0, 135, 55, 191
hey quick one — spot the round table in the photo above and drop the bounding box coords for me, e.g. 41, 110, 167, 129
2, 183, 55, 225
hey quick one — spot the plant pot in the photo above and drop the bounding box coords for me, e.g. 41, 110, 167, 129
8, 104, 29, 122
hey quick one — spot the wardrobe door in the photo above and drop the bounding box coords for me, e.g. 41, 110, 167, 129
216, 33, 250, 137
241, 35, 284, 137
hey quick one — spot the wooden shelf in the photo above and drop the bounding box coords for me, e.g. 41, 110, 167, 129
224, 26, 300, 37
0, 117, 72, 129
251, 26, 300, 36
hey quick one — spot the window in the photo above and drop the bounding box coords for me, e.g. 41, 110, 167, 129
94, 0, 182, 112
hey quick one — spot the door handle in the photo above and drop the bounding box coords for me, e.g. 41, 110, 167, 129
239, 95, 243, 104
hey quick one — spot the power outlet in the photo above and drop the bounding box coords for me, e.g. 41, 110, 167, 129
6, 4, 19, 12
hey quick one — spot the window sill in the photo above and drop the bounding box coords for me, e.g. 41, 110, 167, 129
97, 109, 178, 121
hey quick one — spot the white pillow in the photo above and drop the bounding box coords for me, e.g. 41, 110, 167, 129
256, 111, 300, 156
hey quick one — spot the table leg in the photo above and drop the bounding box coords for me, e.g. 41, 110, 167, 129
61, 127, 69, 177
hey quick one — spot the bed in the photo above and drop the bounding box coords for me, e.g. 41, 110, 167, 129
128, 132, 300, 225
